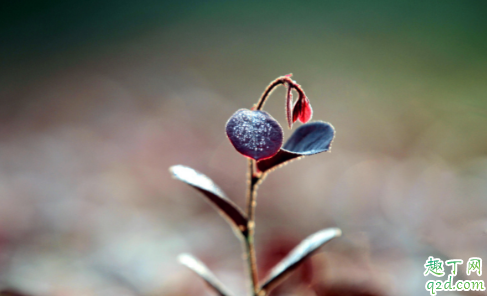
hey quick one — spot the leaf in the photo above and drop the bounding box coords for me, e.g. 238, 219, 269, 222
259, 228, 342, 294
170, 165, 248, 236
257, 121, 335, 173
178, 254, 234, 296
225, 109, 283, 161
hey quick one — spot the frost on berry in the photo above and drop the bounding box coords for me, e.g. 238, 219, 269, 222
226, 109, 283, 160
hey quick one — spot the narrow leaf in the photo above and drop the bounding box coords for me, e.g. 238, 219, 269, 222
170, 165, 248, 235
178, 254, 234, 296
259, 228, 342, 294
257, 121, 335, 173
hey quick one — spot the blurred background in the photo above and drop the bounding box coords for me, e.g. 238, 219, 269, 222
1, 1, 487, 295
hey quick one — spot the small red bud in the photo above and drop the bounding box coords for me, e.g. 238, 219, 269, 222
292, 96, 313, 124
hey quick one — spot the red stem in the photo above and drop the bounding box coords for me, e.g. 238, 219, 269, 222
255, 75, 306, 111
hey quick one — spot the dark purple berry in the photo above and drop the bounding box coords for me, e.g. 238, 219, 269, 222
225, 109, 283, 160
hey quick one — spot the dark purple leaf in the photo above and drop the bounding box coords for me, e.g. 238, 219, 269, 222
226, 109, 283, 161
259, 228, 342, 294
170, 165, 248, 236
178, 254, 234, 296
256, 150, 303, 173
257, 121, 335, 173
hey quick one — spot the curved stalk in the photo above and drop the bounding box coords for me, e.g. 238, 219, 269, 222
255, 75, 306, 111
245, 75, 308, 295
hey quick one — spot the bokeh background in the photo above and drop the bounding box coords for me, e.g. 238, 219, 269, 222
1, 1, 487, 295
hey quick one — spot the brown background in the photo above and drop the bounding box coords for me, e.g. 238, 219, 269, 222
1, 1, 487, 295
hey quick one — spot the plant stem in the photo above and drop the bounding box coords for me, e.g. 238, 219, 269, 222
245, 159, 259, 296
248, 75, 301, 294
255, 75, 306, 111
